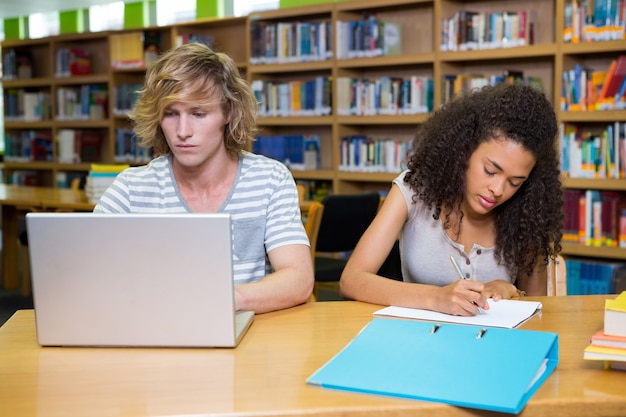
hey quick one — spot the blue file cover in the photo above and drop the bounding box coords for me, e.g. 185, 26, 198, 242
307, 318, 558, 414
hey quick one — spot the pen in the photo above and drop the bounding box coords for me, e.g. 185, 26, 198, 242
449, 255, 485, 314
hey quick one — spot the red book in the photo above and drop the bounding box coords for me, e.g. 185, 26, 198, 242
605, 56, 626, 99
590, 329, 626, 350
598, 59, 618, 102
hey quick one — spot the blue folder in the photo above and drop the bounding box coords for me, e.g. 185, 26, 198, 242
307, 318, 558, 414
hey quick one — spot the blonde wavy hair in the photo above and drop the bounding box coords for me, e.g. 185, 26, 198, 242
130, 42, 258, 156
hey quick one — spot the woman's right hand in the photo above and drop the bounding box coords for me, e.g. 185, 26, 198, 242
437, 279, 488, 316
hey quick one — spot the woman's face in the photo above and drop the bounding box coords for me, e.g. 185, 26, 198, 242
463, 138, 536, 218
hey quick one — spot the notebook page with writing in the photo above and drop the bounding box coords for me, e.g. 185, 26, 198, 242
374, 299, 542, 328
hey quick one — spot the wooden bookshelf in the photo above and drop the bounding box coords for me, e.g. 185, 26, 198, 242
2, 0, 626, 260
1, 19, 247, 187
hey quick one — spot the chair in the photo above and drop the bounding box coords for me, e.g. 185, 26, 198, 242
303, 202, 324, 260
296, 183, 307, 203
303, 202, 324, 302
312, 192, 381, 298
547, 255, 567, 296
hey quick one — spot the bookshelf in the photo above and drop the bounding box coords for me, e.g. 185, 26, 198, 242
248, 3, 336, 197
1, 18, 247, 188
247, 0, 626, 260
2, 0, 626, 260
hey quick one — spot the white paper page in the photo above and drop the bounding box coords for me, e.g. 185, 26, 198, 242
374, 299, 542, 329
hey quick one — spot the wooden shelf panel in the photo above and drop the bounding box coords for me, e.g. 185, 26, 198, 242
257, 116, 333, 126
559, 111, 626, 123
291, 169, 335, 181
4, 121, 54, 129
1, 77, 54, 88
337, 53, 435, 68
337, 171, 399, 183
561, 40, 626, 55
562, 178, 626, 191
337, 114, 430, 125
439, 44, 557, 62
561, 243, 626, 260
249, 61, 332, 74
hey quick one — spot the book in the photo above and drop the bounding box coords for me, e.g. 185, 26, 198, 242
110, 32, 145, 69
590, 329, 626, 349
597, 59, 618, 107
584, 344, 626, 361
604, 55, 626, 101
565, 258, 626, 295
307, 317, 558, 414
374, 299, 542, 329
382, 21, 402, 56
605, 291, 626, 336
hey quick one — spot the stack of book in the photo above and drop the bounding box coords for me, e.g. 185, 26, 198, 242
85, 164, 129, 204
584, 291, 626, 370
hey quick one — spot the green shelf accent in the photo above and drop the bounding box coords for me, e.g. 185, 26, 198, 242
59, 10, 86, 34
196, 0, 234, 19
124, 1, 149, 29
3, 17, 27, 40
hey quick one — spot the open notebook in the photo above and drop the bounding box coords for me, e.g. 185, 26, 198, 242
374, 299, 542, 328
26, 212, 253, 348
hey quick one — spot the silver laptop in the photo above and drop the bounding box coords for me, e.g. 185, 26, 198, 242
26, 212, 254, 348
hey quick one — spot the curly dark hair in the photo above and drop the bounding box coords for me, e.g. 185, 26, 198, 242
404, 82, 563, 280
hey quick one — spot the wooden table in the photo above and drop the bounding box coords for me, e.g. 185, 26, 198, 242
0, 295, 624, 417
0, 184, 95, 290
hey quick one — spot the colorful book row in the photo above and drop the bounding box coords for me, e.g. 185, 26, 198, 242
335, 17, 402, 59
3, 89, 52, 121
441, 9, 536, 52
560, 122, 626, 179
339, 136, 411, 174
565, 258, 626, 294
563, 189, 626, 248
253, 134, 321, 171
114, 127, 152, 164
251, 77, 332, 117
55, 47, 92, 77
563, 0, 626, 43
336, 76, 433, 116
56, 84, 108, 121
561, 56, 626, 111
112, 83, 142, 116
2, 49, 33, 80
4, 130, 53, 162
441, 70, 543, 103
249, 20, 332, 64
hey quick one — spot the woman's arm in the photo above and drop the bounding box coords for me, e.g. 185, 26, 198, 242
340, 186, 487, 316
515, 261, 548, 296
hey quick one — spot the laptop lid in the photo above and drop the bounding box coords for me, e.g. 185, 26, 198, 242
26, 212, 253, 348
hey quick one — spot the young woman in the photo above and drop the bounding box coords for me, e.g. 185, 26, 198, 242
94, 43, 313, 313
340, 83, 563, 316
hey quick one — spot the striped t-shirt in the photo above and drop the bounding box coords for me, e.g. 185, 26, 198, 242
94, 152, 310, 284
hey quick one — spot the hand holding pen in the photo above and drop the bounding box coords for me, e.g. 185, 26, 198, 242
449, 256, 488, 314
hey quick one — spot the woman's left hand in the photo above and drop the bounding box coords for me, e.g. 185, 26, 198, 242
481, 280, 519, 301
